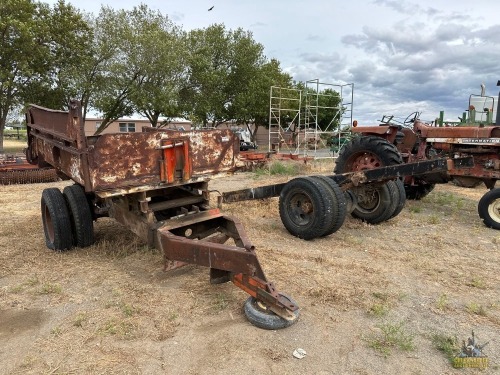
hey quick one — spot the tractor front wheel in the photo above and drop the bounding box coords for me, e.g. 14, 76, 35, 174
478, 188, 500, 230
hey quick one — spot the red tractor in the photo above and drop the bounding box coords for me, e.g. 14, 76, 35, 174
335, 103, 500, 230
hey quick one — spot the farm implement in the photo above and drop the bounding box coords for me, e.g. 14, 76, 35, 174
25, 101, 474, 329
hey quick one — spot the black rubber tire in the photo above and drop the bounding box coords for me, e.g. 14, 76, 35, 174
390, 179, 406, 219
279, 177, 334, 240
41, 188, 73, 251
452, 177, 483, 189
351, 182, 397, 224
310, 176, 347, 235
63, 184, 94, 247
405, 183, 435, 200
334, 135, 403, 174
478, 188, 500, 230
244, 294, 299, 330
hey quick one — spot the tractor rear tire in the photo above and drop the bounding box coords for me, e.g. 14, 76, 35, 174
478, 188, 500, 230
334, 135, 403, 174
279, 177, 333, 240
41, 188, 73, 251
63, 184, 94, 247
309, 176, 347, 236
244, 294, 299, 330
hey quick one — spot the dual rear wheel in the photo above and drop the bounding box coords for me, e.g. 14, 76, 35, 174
41, 185, 94, 251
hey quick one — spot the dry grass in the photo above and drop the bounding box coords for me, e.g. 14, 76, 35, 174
1, 168, 500, 374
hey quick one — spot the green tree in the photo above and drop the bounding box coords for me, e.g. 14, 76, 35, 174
182, 24, 266, 127
127, 5, 187, 127
299, 83, 342, 131
232, 58, 292, 141
0, 0, 90, 152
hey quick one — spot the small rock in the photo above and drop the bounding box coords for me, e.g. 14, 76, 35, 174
293, 348, 307, 359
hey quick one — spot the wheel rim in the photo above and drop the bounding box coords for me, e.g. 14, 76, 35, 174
354, 186, 381, 213
487, 198, 500, 223
287, 192, 314, 225
43, 204, 55, 242
347, 152, 383, 171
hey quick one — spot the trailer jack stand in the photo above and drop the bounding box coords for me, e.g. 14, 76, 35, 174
155, 208, 300, 329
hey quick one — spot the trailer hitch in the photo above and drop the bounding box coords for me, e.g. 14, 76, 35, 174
155, 208, 299, 326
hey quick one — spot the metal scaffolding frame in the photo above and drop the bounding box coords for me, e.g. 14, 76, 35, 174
268, 80, 354, 158
302, 79, 354, 158
268, 86, 302, 153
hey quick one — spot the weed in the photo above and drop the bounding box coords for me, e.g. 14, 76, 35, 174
369, 303, 389, 317
365, 321, 415, 357
26, 275, 40, 287
169, 312, 179, 321
432, 333, 459, 362
428, 215, 440, 225
466, 302, 487, 316
214, 292, 228, 311
73, 313, 87, 327
9, 284, 24, 293
121, 303, 138, 317
38, 282, 62, 295
409, 206, 422, 214
436, 294, 448, 310
100, 319, 135, 338
50, 327, 62, 336
467, 278, 486, 289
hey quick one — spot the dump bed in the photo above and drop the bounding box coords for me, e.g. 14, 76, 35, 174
26, 101, 239, 196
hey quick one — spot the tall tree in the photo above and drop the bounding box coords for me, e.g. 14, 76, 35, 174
182, 24, 266, 127
127, 5, 187, 127
232, 59, 292, 141
0, 0, 87, 152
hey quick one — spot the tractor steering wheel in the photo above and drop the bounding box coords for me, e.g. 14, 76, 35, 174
403, 111, 420, 126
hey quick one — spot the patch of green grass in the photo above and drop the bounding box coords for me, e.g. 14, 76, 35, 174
73, 313, 87, 327
100, 319, 135, 338
9, 284, 24, 293
26, 275, 40, 287
467, 278, 486, 289
38, 282, 62, 295
365, 321, 415, 357
466, 302, 487, 316
436, 294, 449, 310
408, 206, 422, 214
432, 333, 459, 362
254, 161, 302, 178
121, 303, 139, 317
50, 326, 62, 336
428, 214, 440, 224
369, 303, 389, 317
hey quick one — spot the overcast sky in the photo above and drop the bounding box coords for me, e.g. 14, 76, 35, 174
49, 0, 500, 124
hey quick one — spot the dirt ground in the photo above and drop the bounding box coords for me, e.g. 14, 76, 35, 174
1, 161, 499, 374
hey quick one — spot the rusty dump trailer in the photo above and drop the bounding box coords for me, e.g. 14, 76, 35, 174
25, 100, 299, 330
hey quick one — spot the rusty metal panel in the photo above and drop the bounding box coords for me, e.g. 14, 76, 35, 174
88, 129, 238, 192
26, 101, 86, 148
